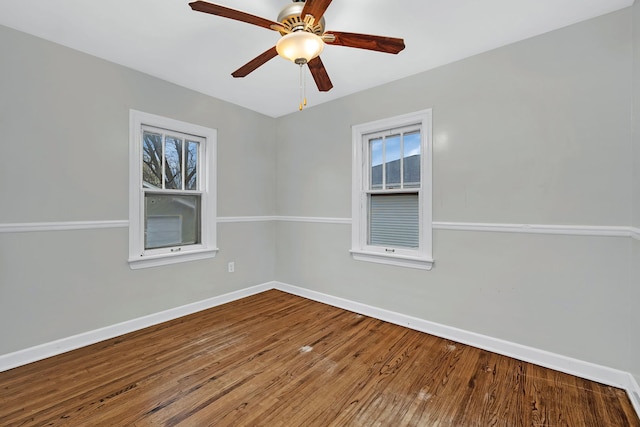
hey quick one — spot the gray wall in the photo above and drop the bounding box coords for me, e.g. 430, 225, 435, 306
0, 24, 277, 354
632, 0, 640, 381
636, 0, 640, 232
276, 9, 636, 374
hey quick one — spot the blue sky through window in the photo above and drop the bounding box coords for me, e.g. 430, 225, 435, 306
371, 131, 420, 166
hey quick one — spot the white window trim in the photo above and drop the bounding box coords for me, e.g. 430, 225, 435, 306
128, 110, 218, 269
351, 109, 433, 270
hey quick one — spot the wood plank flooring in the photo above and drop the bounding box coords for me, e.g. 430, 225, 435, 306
0, 289, 638, 426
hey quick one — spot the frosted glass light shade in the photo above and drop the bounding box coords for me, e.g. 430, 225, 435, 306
276, 31, 324, 64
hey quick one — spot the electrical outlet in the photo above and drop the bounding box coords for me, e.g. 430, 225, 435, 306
228, 262, 235, 273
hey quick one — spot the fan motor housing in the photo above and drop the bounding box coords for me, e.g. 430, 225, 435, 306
277, 2, 325, 35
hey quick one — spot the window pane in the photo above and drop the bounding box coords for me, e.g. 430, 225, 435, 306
144, 193, 201, 249
369, 193, 419, 248
370, 138, 383, 189
186, 140, 198, 190
385, 135, 401, 188
403, 131, 421, 188
164, 136, 183, 189
142, 132, 162, 188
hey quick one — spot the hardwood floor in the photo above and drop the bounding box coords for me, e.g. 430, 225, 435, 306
0, 289, 638, 426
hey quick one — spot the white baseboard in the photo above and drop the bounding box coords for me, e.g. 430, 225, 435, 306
0, 283, 273, 373
273, 281, 640, 414
1, 280, 638, 420
629, 374, 640, 416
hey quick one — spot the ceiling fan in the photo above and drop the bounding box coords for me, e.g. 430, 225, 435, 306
189, 0, 405, 99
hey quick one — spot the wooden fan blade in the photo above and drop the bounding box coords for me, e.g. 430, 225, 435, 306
301, 0, 333, 22
232, 46, 278, 78
307, 56, 333, 92
325, 31, 405, 54
189, 1, 280, 31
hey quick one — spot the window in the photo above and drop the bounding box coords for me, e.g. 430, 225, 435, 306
129, 110, 217, 269
351, 109, 433, 270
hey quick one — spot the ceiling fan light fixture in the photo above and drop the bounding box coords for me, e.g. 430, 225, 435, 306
276, 31, 324, 65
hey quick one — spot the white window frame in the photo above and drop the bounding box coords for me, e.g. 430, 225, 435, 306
128, 110, 218, 269
351, 109, 433, 270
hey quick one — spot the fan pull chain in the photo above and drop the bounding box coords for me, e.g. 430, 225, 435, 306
303, 66, 307, 108
298, 64, 308, 111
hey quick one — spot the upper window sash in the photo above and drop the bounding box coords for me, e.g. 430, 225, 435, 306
365, 124, 422, 193
141, 126, 203, 192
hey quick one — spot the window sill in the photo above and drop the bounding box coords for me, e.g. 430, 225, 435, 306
128, 248, 219, 270
350, 249, 433, 270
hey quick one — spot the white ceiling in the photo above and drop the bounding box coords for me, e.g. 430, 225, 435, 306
0, 0, 633, 117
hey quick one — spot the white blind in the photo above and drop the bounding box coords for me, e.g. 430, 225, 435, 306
369, 193, 419, 248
